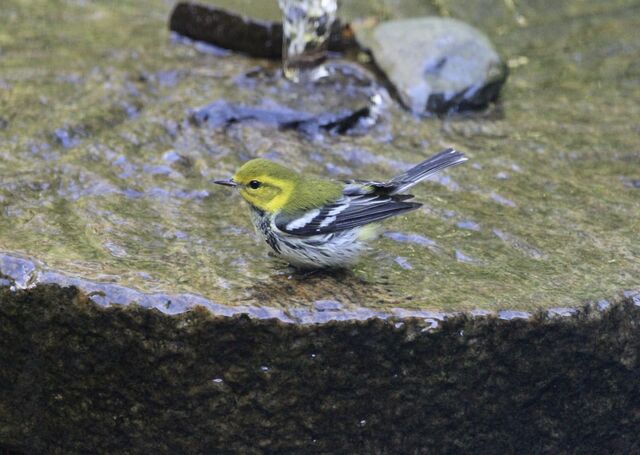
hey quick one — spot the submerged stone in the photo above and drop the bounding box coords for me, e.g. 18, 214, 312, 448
353, 17, 508, 114
192, 61, 388, 136
191, 98, 376, 136
394, 256, 413, 270
384, 231, 437, 247
54, 127, 83, 149
454, 249, 482, 265
456, 220, 481, 231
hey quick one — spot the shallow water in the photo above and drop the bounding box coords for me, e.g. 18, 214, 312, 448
0, 0, 638, 313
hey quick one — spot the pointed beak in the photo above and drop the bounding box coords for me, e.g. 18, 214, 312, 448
212, 178, 237, 187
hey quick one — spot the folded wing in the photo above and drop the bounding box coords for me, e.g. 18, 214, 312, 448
275, 148, 466, 236
275, 192, 420, 236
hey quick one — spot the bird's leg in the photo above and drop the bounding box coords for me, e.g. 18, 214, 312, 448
287, 267, 322, 280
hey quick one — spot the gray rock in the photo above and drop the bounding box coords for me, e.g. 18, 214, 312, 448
313, 299, 343, 311
498, 310, 531, 320
353, 17, 507, 114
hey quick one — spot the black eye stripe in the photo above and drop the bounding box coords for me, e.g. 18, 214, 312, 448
248, 180, 261, 189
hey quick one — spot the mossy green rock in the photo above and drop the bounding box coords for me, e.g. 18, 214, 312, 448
1, 285, 640, 453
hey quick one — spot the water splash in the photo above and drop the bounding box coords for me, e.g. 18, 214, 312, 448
278, 0, 337, 82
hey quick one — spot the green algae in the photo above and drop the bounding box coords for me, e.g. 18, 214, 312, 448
0, 0, 639, 313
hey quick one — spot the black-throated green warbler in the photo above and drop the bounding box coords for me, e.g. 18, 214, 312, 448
214, 148, 467, 269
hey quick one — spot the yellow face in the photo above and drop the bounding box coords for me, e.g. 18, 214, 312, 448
216, 158, 342, 214
227, 159, 299, 213
233, 173, 294, 213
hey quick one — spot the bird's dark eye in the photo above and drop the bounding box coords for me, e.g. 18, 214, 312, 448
248, 180, 261, 189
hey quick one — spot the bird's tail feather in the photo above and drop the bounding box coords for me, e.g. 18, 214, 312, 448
389, 148, 467, 193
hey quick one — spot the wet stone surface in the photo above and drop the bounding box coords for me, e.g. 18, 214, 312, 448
190, 62, 387, 137
0, 0, 639, 315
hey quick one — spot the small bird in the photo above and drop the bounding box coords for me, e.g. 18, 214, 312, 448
214, 148, 467, 269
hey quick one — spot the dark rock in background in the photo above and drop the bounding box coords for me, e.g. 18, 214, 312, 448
169, 3, 506, 114
1, 284, 639, 454
169, 1, 355, 59
169, 2, 283, 59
